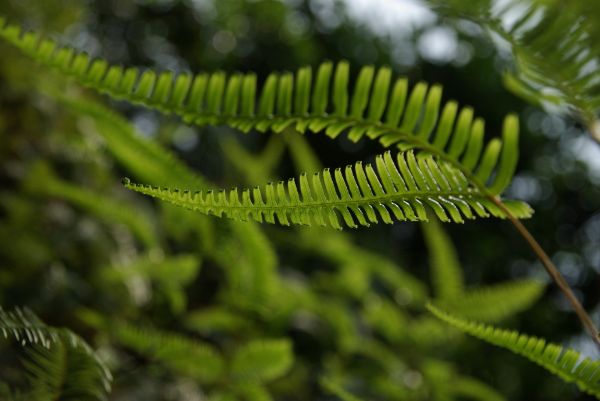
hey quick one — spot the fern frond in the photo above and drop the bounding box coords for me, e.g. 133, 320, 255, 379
59, 96, 218, 251
427, 304, 600, 399
230, 339, 293, 383
422, 218, 464, 300
58, 96, 208, 189
428, 0, 600, 137
0, 307, 60, 348
320, 377, 365, 401
0, 18, 521, 193
185, 307, 251, 335
0, 307, 112, 400
232, 383, 274, 401
216, 221, 279, 311
25, 162, 158, 248
25, 341, 108, 401
438, 279, 545, 323
113, 323, 224, 383
453, 376, 506, 401
124, 151, 531, 229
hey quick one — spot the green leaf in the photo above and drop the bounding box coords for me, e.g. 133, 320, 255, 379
320, 377, 365, 401
25, 162, 158, 248
231, 339, 294, 383
452, 376, 507, 401
421, 218, 464, 300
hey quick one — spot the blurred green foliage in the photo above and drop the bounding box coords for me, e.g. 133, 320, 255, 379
0, 1, 598, 400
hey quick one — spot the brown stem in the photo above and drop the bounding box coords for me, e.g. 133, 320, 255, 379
490, 196, 600, 349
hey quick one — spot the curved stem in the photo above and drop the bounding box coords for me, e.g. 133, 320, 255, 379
490, 196, 600, 349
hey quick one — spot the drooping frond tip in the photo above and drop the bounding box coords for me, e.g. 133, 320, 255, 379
124, 151, 532, 230
427, 304, 600, 399
1, 16, 520, 195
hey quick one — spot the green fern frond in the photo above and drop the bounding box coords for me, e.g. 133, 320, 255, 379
233, 383, 274, 401
59, 96, 217, 251
427, 304, 600, 399
113, 323, 224, 383
185, 307, 251, 335
124, 150, 532, 229
438, 279, 545, 323
421, 218, 464, 300
428, 0, 600, 137
58, 96, 208, 189
1, 18, 521, 193
216, 221, 279, 311
231, 339, 294, 383
0, 306, 60, 348
452, 376, 506, 401
0, 307, 112, 400
24, 341, 108, 401
25, 162, 158, 248
320, 377, 365, 401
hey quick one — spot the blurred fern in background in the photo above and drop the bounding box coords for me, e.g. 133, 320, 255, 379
0, 1, 598, 400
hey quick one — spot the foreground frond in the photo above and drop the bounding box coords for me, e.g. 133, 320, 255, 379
124, 151, 532, 229
428, 304, 600, 399
0, 307, 112, 400
0, 17, 520, 193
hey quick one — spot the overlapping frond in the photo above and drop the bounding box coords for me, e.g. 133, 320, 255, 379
124, 151, 532, 229
0, 307, 112, 400
428, 304, 600, 399
0, 17, 521, 194
427, 0, 600, 139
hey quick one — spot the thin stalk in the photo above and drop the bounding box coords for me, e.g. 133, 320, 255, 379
490, 195, 600, 349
